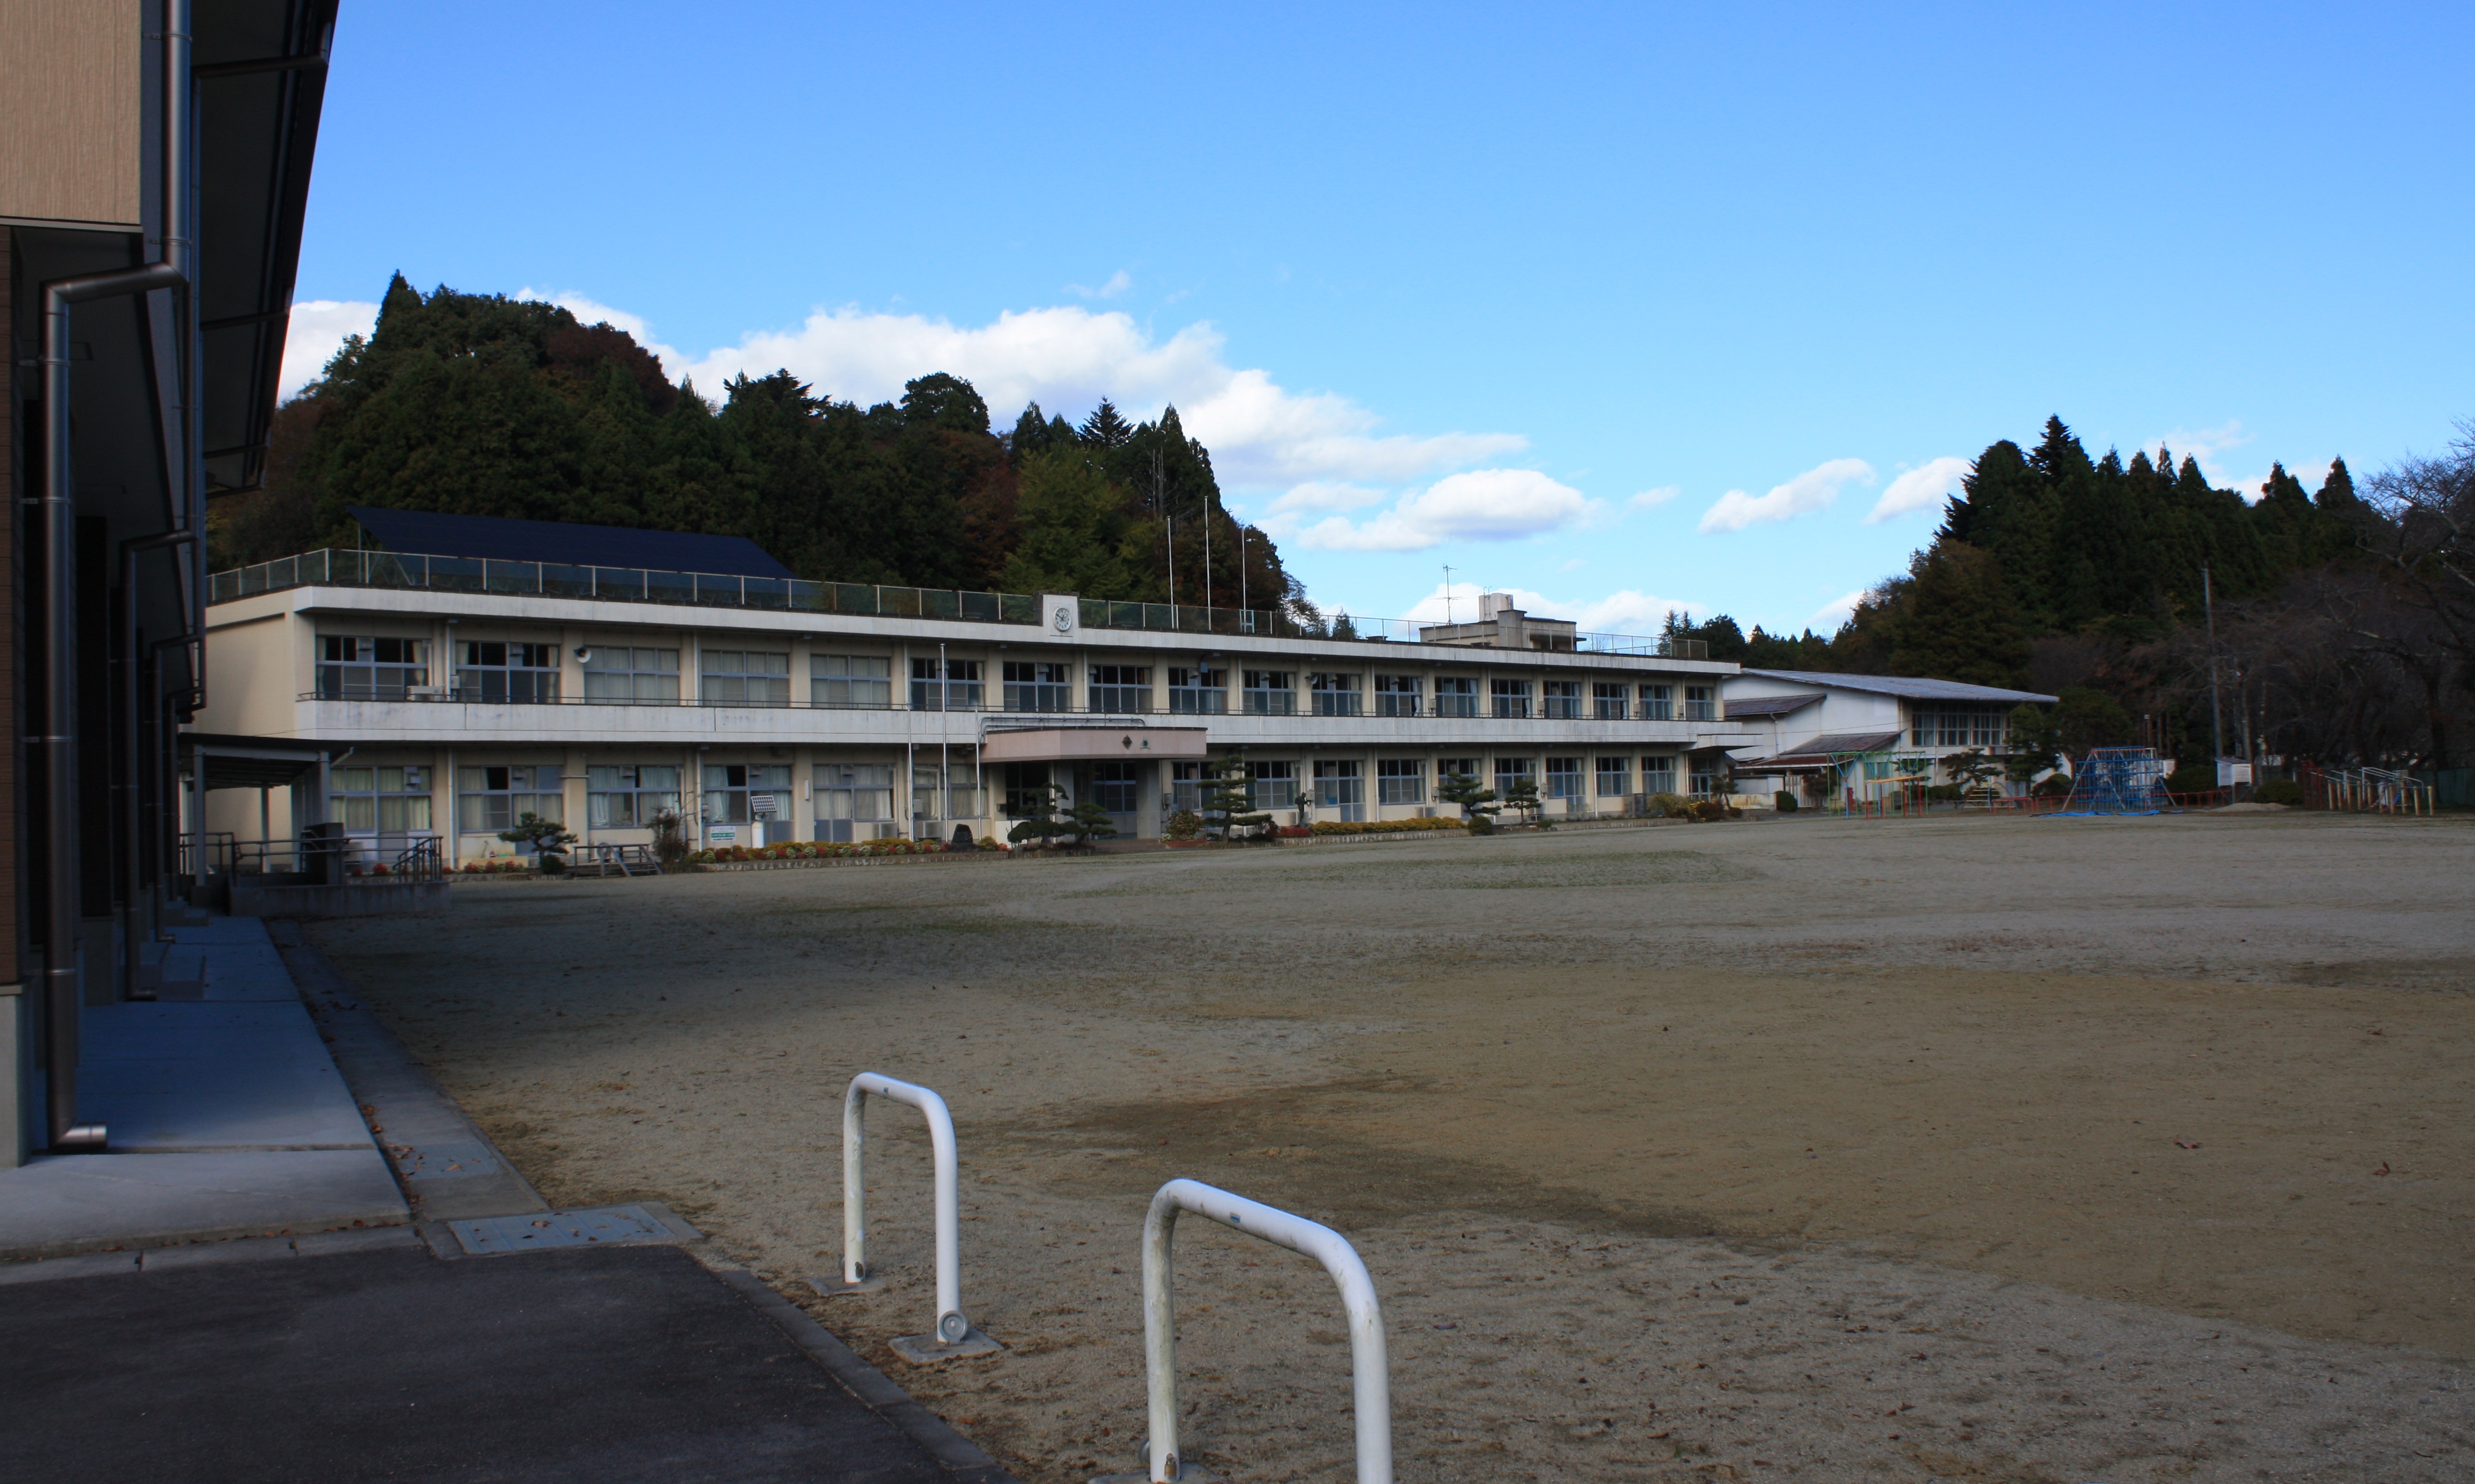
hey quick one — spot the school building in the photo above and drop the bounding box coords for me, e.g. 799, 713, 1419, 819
193, 509, 1760, 861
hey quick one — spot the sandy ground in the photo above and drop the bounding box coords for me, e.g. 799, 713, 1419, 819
314, 811, 2475, 1482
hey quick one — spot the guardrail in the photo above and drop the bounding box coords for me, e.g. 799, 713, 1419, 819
1092, 1179, 1391, 1484
822, 1072, 999, 1363
212, 547, 1708, 658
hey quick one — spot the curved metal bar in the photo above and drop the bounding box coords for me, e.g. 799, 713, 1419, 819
1139, 1178, 1391, 1484
841, 1071, 967, 1343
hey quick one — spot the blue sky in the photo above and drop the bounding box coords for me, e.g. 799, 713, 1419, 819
287, 2, 2474, 639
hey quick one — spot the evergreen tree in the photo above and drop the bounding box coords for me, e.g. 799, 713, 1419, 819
1078, 398, 1133, 449
1883, 544, 2029, 688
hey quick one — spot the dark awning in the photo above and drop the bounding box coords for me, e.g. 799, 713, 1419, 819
1722, 693, 1821, 720
1745, 730, 1907, 770
180, 733, 329, 791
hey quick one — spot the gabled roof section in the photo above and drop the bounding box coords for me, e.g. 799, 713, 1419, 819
345, 507, 796, 580
1722, 692, 1822, 720
1740, 669, 2057, 705
1759, 730, 1908, 766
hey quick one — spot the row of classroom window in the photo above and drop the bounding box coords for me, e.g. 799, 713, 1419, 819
316, 639, 1719, 719
324, 756, 1722, 835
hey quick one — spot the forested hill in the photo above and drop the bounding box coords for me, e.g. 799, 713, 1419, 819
1667, 416, 2363, 686
213, 276, 1304, 612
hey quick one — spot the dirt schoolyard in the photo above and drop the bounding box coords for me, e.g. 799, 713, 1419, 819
315, 811, 2475, 1482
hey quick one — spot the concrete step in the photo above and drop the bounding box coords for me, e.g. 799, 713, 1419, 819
133, 943, 206, 1001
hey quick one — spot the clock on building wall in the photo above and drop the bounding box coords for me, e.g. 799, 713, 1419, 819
1053, 604, 1074, 633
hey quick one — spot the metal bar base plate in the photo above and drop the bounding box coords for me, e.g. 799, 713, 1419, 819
812, 1273, 887, 1295
886, 1325, 1002, 1365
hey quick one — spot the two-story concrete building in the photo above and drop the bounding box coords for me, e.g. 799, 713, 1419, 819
194, 511, 1758, 863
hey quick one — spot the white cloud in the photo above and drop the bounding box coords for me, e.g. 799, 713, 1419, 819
1628, 485, 1681, 510
1806, 588, 1870, 631
1069, 268, 1133, 300
1864, 455, 1970, 524
1277, 468, 1597, 552
680, 304, 1525, 488
1399, 582, 1702, 637
1697, 457, 1874, 534
2148, 419, 2252, 488
278, 299, 378, 399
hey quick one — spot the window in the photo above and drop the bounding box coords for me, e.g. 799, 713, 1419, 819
1493, 756, 1534, 799
817, 763, 896, 841
1374, 674, 1421, 717
1313, 759, 1365, 821
999, 763, 1052, 820
703, 650, 790, 706
1595, 756, 1631, 798
458, 641, 559, 703
1247, 760, 1297, 811
912, 763, 980, 822
1593, 682, 1630, 720
1170, 760, 1204, 812
1376, 758, 1424, 805
910, 658, 985, 711
811, 654, 892, 709
318, 637, 428, 700
1639, 683, 1672, 720
1089, 761, 1140, 815
1545, 756, 1585, 801
703, 764, 793, 824
587, 765, 682, 827
1433, 677, 1478, 719
1642, 755, 1677, 794
1003, 661, 1070, 712
1436, 757, 1481, 794
1690, 759, 1721, 796
1543, 680, 1581, 720
1242, 670, 1295, 716
329, 765, 433, 834
1168, 667, 1227, 715
1090, 665, 1151, 714
457, 765, 563, 833
1684, 684, 1716, 722
1310, 672, 1362, 716
1911, 708, 2009, 748
585, 647, 681, 703
1490, 678, 1533, 719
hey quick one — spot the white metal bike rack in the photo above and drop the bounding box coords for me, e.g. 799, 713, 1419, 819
821, 1071, 999, 1363
1092, 1179, 1391, 1484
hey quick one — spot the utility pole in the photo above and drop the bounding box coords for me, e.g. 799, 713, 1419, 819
1166, 516, 1176, 611
1238, 525, 1247, 622
1202, 488, 1213, 612
2203, 563, 2224, 769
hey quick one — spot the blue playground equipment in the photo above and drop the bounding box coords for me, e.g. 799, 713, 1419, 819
2048, 747, 2178, 816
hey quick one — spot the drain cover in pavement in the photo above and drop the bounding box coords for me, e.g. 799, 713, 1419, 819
450, 1205, 676, 1255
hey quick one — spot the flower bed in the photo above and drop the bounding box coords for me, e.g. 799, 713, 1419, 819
690, 838, 1004, 865
1310, 816, 1466, 836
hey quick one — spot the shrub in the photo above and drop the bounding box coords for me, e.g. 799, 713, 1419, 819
2253, 776, 2304, 805
2033, 773, 2074, 797
1466, 812, 1495, 835
1308, 817, 1463, 836
1692, 798, 1734, 822
1646, 792, 1693, 819
1924, 783, 1962, 802
1774, 790, 1798, 813
1165, 809, 1204, 841
2163, 765, 2215, 796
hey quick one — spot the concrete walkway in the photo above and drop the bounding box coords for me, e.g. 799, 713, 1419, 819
0, 918, 406, 1259
0, 1231, 1007, 1483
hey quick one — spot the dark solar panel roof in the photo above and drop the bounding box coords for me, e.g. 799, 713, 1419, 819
345, 507, 795, 580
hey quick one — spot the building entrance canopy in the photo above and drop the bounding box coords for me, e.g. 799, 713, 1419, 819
979, 725, 1209, 764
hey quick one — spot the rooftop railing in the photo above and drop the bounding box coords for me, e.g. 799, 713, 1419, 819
212, 548, 1708, 658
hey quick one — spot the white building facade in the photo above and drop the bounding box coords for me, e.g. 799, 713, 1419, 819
1722, 669, 2057, 805
194, 548, 1755, 862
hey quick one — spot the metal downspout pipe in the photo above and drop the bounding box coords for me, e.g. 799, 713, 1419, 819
36, 0, 193, 1153
118, 531, 196, 999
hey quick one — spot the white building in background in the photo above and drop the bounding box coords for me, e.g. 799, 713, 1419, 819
1722, 669, 2057, 805
192, 513, 1758, 861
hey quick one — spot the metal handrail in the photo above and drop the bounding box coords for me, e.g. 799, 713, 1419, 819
213, 546, 1707, 657
293, 689, 1744, 726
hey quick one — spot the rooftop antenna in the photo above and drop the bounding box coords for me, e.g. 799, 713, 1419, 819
1442, 564, 1455, 624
